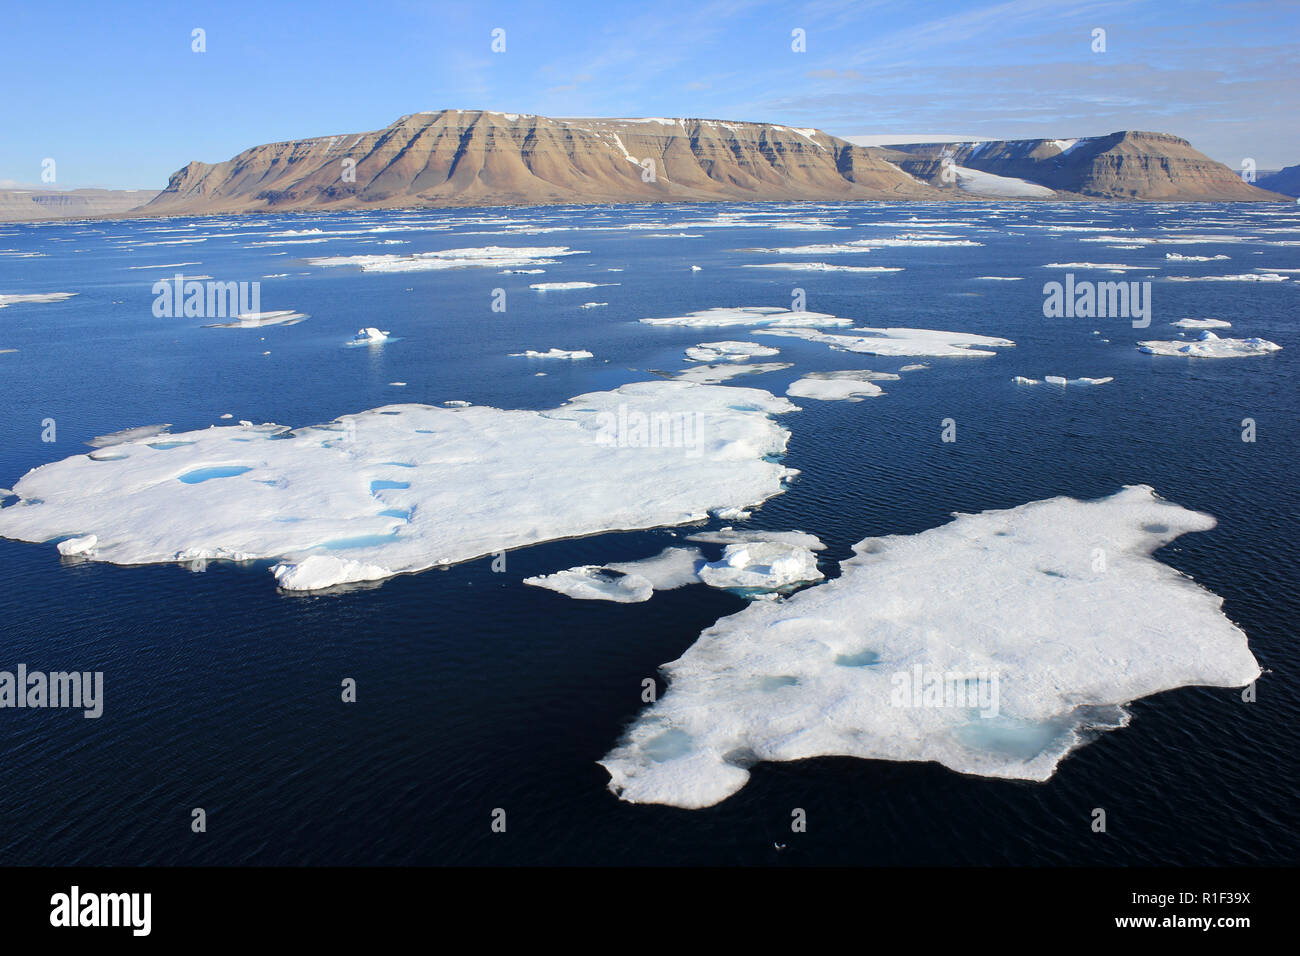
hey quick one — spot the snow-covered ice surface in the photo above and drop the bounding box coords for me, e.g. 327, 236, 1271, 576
1138, 331, 1282, 358
525, 547, 704, 603
684, 341, 780, 363
953, 166, 1056, 199
347, 326, 391, 345
599, 486, 1261, 808
757, 326, 1015, 358
741, 263, 903, 273
0, 382, 799, 591
1171, 318, 1232, 329
1016, 376, 1114, 386
530, 281, 614, 291
206, 310, 309, 329
1167, 273, 1289, 282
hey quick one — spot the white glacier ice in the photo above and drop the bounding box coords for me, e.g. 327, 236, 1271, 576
599, 486, 1260, 808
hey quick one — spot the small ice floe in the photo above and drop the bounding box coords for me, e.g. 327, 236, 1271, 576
1012, 376, 1041, 385
742, 263, 902, 273
0, 292, 77, 309
0, 348, 16, 355
307, 246, 586, 272
530, 281, 616, 291
1038, 375, 1114, 386
786, 370, 896, 401
57, 534, 97, 556
1167, 273, 1289, 282
973, 276, 1024, 281
696, 538, 824, 592
1042, 262, 1149, 273
757, 326, 1014, 358
348, 327, 391, 345
510, 348, 594, 360
670, 362, 792, 384
899, 363, 929, 372
640, 307, 852, 329
388, 382, 407, 387
219, 413, 233, 419
599, 486, 1261, 808
580, 302, 608, 309
1138, 331, 1282, 358
524, 547, 704, 603
685, 341, 780, 363
87, 424, 173, 448
1165, 253, 1229, 262
205, 310, 308, 328
1171, 318, 1232, 329
691, 266, 702, 272
501, 268, 545, 274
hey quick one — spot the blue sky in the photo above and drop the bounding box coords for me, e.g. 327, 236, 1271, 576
2, 0, 1295, 188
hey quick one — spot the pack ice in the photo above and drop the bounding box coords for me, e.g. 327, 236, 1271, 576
0, 382, 799, 591
600, 486, 1259, 809
1138, 331, 1282, 358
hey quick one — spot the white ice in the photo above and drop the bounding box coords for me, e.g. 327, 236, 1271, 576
0, 382, 799, 592
684, 341, 781, 363
1138, 331, 1282, 358
599, 486, 1260, 808
756, 326, 1015, 358
640, 307, 853, 330
1171, 319, 1232, 329
307, 246, 586, 272
510, 348, 594, 359
786, 370, 897, 401
0, 292, 77, 309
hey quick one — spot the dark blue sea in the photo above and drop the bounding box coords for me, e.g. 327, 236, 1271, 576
1, 200, 1296, 865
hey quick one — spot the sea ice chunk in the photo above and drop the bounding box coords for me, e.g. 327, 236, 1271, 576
1137, 332, 1282, 358
600, 486, 1260, 808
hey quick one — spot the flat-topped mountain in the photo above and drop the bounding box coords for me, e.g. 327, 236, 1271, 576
142, 110, 939, 214
0, 187, 157, 222
880, 131, 1288, 201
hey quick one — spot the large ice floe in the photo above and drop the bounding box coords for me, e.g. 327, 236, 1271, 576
599, 486, 1260, 808
306, 246, 586, 272
756, 326, 1015, 358
0, 382, 799, 591
1138, 331, 1282, 358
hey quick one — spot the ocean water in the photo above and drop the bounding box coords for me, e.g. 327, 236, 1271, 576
0, 201, 1297, 865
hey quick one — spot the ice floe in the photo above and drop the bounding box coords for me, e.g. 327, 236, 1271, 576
307, 246, 586, 272
530, 281, 614, 291
599, 486, 1260, 808
741, 263, 903, 273
525, 547, 704, 603
668, 362, 793, 384
0, 292, 77, 309
1170, 319, 1232, 329
1166, 273, 1289, 282
510, 348, 594, 359
205, 311, 308, 329
1138, 331, 1282, 358
757, 326, 1014, 358
348, 327, 391, 345
640, 307, 853, 329
786, 370, 897, 401
684, 341, 781, 363
0, 382, 799, 592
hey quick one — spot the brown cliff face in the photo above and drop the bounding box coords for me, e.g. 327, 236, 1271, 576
143, 110, 939, 214
880, 131, 1288, 201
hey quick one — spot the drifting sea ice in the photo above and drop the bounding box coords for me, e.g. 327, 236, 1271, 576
0, 292, 77, 309
510, 348, 594, 359
306, 246, 586, 272
347, 327, 391, 345
0, 382, 799, 592
684, 341, 781, 363
205, 311, 308, 329
757, 326, 1015, 358
640, 307, 853, 329
599, 486, 1260, 808
668, 362, 793, 384
1170, 319, 1232, 329
524, 547, 705, 603
1137, 331, 1282, 358
786, 370, 899, 401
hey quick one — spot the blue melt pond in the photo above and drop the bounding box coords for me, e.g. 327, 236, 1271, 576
178, 466, 252, 484
369, 480, 410, 492
321, 533, 398, 551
